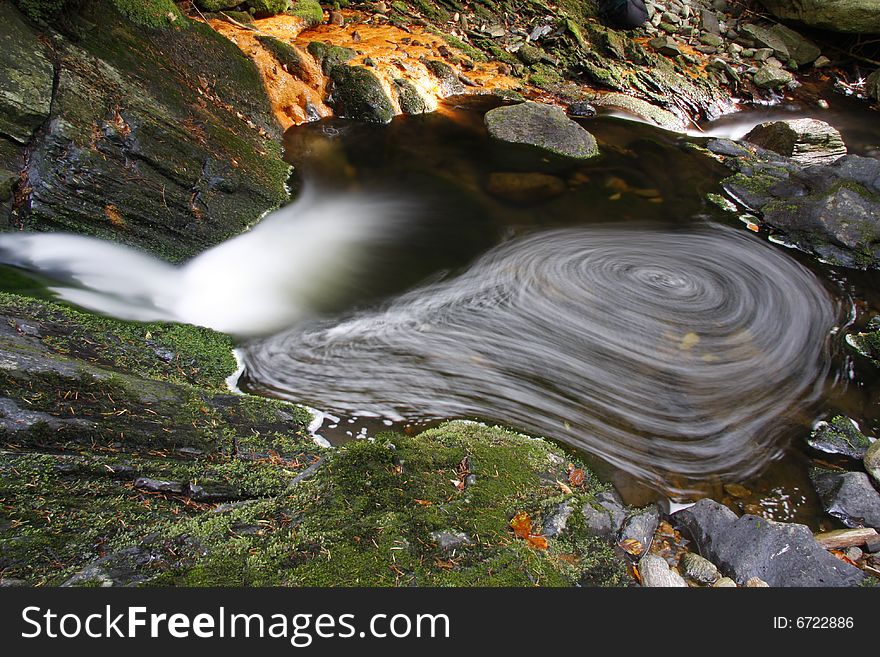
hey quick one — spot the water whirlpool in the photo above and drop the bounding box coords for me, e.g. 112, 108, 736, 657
240, 224, 839, 493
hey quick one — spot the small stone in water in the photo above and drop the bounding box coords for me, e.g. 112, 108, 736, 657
680, 551, 721, 584
723, 483, 751, 499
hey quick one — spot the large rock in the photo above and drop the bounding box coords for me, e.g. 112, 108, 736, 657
0, 3, 54, 144
7, 3, 289, 263
327, 66, 394, 123
744, 119, 847, 165
866, 440, 880, 487
867, 69, 880, 103
752, 65, 794, 89
758, 1, 880, 34
722, 153, 880, 269
811, 470, 880, 529
673, 499, 864, 586
484, 102, 600, 161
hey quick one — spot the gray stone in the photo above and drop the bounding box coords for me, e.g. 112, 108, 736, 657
811, 470, 880, 530
753, 65, 794, 89
639, 554, 687, 587
134, 477, 186, 494
744, 119, 847, 165
484, 102, 599, 160
582, 490, 628, 539
807, 417, 871, 459
0, 578, 28, 587
701, 9, 721, 34
0, 4, 54, 144
430, 530, 471, 551
741, 24, 790, 61
707, 138, 752, 157
757, 1, 880, 34
542, 501, 574, 538
866, 440, 880, 487
680, 551, 721, 584
650, 36, 682, 57
673, 498, 864, 586
619, 504, 660, 555
768, 24, 821, 67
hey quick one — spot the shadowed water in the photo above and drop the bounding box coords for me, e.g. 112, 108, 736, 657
240, 224, 838, 493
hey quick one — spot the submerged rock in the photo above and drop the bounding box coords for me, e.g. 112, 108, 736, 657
673, 498, 864, 586
807, 416, 872, 459
485, 172, 566, 203
484, 102, 600, 161
811, 469, 880, 529
744, 119, 847, 165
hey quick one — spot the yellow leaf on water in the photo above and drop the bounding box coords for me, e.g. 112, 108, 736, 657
680, 332, 700, 350
619, 538, 644, 556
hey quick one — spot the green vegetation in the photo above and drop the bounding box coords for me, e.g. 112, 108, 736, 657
288, 0, 323, 25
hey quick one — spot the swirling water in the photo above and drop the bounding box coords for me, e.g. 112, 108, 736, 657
3, 96, 879, 516
241, 225, 838, 492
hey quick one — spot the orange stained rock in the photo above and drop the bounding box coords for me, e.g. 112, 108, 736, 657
206, 11, 519, 130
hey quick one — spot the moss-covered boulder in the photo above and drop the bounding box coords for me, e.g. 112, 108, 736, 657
307, 40, 357, 75
327, 66, 395, 124
758, 0, 880, 34
288, 0, 323, 25
4, 1, 289, 263
484, 101, 599, 161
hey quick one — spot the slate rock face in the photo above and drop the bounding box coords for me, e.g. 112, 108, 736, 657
758, 1, 880, 34
744, 119, 847, 165
672, 499, 864, 586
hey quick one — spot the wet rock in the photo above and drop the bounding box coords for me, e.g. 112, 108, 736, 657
639, 554, 687, 587
327, 66, 395, 123
867, 69, 880, 103
619, 504, 660, 555
134, 477, 186, 494
811, 469, 880, 529
707, 138, 752, 158
649, 36, 682, 57
757, 1, 880, 34
680, 551, 721, 584
673, 498, 864, 586
591, 93, 683, 131
307, 41, 357, 75
752, 64, 794, 89
807, 416, 871, 459
430, 530, 471, 552
484, 102, 599, 161
0, 4, 54, 144
567, 101, 597, 118
582, 490, 628, 539
768, 24, 822, 67
394, 79, 428, 115
485, 172, 566, 203
422, 59, 465, 96
866, 440, 880, 487
542, 501, 573, 538
744, 119, 847, 165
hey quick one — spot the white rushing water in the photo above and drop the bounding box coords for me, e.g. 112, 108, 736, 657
0, 187, 409, 336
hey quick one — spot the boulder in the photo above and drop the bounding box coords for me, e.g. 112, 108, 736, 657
769, 24, 822, 67
758, 1, 880, 34
811, 469, 880, 529
484, 102, 600, 161
867, 69, 880, 103
740, 24, 790, 62
327, 66, 395, 123
752, 65, 794, 89
744, 119, 847, 165
0, 3, 54, 144
673, 498, 864, 586
807, 416, 871, 459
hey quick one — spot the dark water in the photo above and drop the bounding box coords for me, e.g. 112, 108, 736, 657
236, 97, 880, 527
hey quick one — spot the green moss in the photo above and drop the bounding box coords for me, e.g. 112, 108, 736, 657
307, 40, 357, 74
248, 0, 291, 18
288, 0, 323, 25
256, 35, 308, 78
110, 0, 186, 28
327, 66, 395, 123
13, 0, 68, 22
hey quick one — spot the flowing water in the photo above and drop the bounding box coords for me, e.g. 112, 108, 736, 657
2, 96, 879, 526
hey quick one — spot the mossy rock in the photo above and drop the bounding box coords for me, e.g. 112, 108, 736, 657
393, 78, 428, 114
327, 66, 395, 124
79, 421, 630, 587
288, 0, 323, 25
484, 101, 599, 161
307, 40, 357, 75
807, 416, 872, 459
256, 35, 309, 79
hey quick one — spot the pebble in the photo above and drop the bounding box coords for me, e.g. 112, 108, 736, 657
639, 554, 687, 587
680, 552, 721, 584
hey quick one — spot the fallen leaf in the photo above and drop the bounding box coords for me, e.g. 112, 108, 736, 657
526, 535, 548, 550
510, 512, 532, 539
413, 499, 433, 507
568, 468, 586, 487
556, 480, 573, 495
